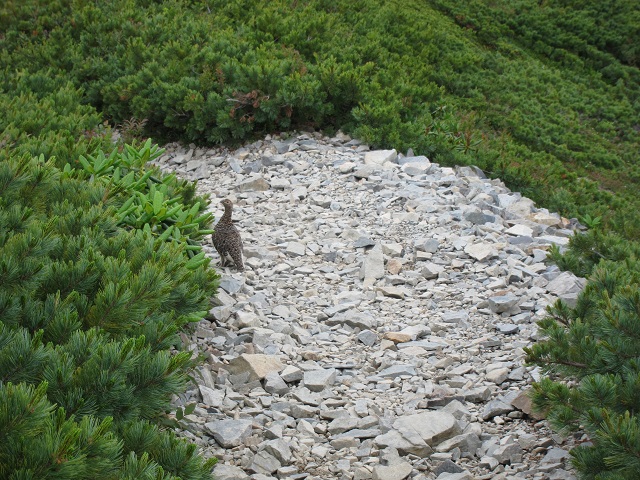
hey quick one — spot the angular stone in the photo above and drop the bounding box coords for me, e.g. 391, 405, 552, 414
237, 177, 270, 192
354, 165, 375, 179
422, 262, 445, 279
249, 450, 281, 474
511, 389, 544, 420
546, 271, 586, 296
394, 411, 458, 446
490, 442, 523, 465
328, 415, 360, 435
262, 438, 293, 464
361, 244, 385, 287
382, 242, 404, 257
416, 238, 440, 253
205, 419, 253, 448
377, 286, 406, 299
486, 367, 510, 384
387, 258, 403, 274
270, 177, 291, 189
227, 354, 284, 381
290, 403, 317, 418
505, 224, 534, 237
435, 433, 481, 455
326, 310, 378, 330
304, 368, 337, 392
496, 323, 519, 334
383, 332, 413, 344
465, 242, 497, 261
354, 235, 376, 248
465, 211, 496, 225
542, 447, 570, 464
463, 386, 492, 403
402, 161, 432, 176
285, 241, 306, 257
213, 464, 250, 480
372, 461, 412, 480
264, 372, 290, 395
357, 329, 378, 346
378, 364, 417, 378
482, 399, 514, 420
488, 294, 519, 313
198, 385, 224, 407
280, 365, 303, 382
365, 149, 397, 167
374, 429, 432, 457
433, 459, 464, 476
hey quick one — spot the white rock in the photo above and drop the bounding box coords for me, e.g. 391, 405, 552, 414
464, 242, 498, 261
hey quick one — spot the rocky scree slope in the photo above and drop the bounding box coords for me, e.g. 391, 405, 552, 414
153, 131, 585, 480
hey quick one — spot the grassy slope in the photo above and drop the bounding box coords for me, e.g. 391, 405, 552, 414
0, 0, 638, 237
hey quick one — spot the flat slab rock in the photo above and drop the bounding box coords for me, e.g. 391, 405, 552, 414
158, 131, 581, 480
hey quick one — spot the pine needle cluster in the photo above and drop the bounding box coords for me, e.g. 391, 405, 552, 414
526, 257, 640, 479
0, 153, 218, 478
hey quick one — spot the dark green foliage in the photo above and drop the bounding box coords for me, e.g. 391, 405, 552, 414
2, 0, 639, 243
0, 382, 122, 480
526, 259, 640, 478
0, 154, 217, 477
548, 230, 640, 279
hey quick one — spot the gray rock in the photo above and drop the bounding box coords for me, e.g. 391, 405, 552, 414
542, 447, 570, 464
465, 211, 496, 225
303, 368, 337, 392
465, 242, 497, 261
486, 367, 510, 384
205, 419, 253, 448
285, 241, 307, 257
328, 415, 360, 435
378, 364, 417, 378
374, 429, 432, 457
213, 464, 250, 480
415, 238, 440, 253
227, 354, 284, 381
249, 450, 281, 474
280, 365, 304, 383
372, 461, 412, 480
290, 403, 317, 418
262, 438, 292, 464
433, 459, 464, 476
361, 244, 385, 286
488, 294, 520, 313
357, 329, 378, 346
198, 385, 224, 407
264, 372, 290, 395
394, 411, 458, 446
219, 275, 244, 294
489, 442, 523, 464
496, 323, 519, 334
435, 472, 474, 480
482, 399, 514, 420
402, 161, 432, 176
365, 149, 397, 167
354, 165, 375, 179
354, 236, 376, 248
236, 176, 270, 191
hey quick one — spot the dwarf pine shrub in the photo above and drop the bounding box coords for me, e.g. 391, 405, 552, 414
0, 153, 217, 478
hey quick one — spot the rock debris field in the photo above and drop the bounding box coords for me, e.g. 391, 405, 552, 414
154, 131, 586, 480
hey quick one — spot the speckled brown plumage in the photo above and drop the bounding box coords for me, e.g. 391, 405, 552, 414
211, 199, 244, 271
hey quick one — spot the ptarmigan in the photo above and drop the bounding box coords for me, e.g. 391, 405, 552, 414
211, 199, 244, 271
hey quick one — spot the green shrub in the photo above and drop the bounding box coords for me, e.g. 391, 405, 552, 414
526, 258, 640, 479
0, 153, 217, 479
